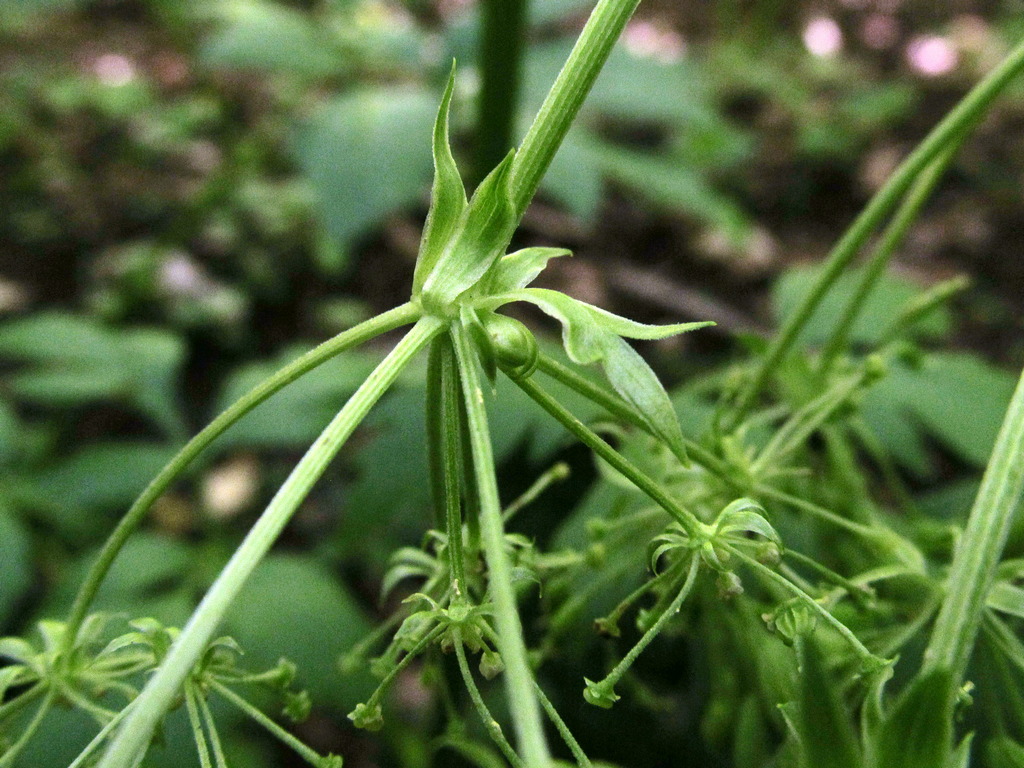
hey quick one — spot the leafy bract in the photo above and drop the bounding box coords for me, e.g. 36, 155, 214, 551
476, 247, 571, 295
794, 641, 861, 768
413, 64, 467, 295
500, 287, 713, 462
871, 668, 955, 768
419, 150, 517, 313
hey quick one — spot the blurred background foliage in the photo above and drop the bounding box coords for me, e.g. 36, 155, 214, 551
1, 0, 1024, 765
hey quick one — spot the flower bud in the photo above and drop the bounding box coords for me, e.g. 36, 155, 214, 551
482, 313, 538, 379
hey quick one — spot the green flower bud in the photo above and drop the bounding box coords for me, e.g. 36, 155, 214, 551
583, 678, 620, 709
482, 313, 538, 379
479, 649, 505, 679
348, 702, 384, 731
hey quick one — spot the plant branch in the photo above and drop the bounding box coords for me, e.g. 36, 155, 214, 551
730, 37, 1024, 423
451, 323, 551, 768
96, 316, 441, 768
509, 0, 642, 216
923, 364, 1024, 680
63, 302, 421, 653
513, 374, 702, 536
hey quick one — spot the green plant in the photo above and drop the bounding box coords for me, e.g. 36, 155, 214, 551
3, 2, 1024, 768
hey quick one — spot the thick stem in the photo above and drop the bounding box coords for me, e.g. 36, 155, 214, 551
923, 365, 1024, 681
509, 0, 642, 216
64, 302, 420, 652
477, 0, 528, 183
427, 337, 468, 591
450, 324, 551, 768
730, 38, 1024, 423
97, 317, 442, 768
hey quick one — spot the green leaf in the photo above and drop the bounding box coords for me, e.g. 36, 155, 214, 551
419, 150, 517, 312
863, 353, 1016, 472
0, 313, 185, 437
872, 668, 954, 768
512, 289, 711, 461
795, 641, 861, 768
477, 247, 571, 295
413, 63, 467, 295
294, 87, 436, 249
988, 736, 1024, 768
201, 2, 344, 77
773, 264, 952, 347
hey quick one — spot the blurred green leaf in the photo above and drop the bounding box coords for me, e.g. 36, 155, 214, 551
794, 641, 861, 768
201, 1, 344, 77
293, 87, 436, 249
863, 353, 1016, 473
214, 348, 379, 449
0, 313, 185, 437
772, 265, 952, 348
872, 669, 954, 768
24, 443, 177, 536
223, 554, 373, 711
988, 736, 1024, 768
0, 502, 31, 628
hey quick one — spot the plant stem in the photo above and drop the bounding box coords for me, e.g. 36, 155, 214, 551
923, 365, 1024, 681
453, 635, 526, 768
63, 302, 421, 654
477, 0, 528, 183
96, 316, 442, 768
0, 688, 56, 768
591, 557, 700, 695
730, 37, 1024, 424
509, 0, 642, 215
451, 324, 551, 768
514, 375, 702, 536
427, 337, 468, 591
211, 682, 329, 768
533, 682, 592, 768
816, 140, 962, 374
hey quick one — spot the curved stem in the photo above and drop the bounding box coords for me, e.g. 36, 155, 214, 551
923, 365, 1024, 681
0, 686, 56, 768
509, 0, 642, 216
97, 316, 442, 768
451, 324, 551, 768
533, 682, 592, 768
730, 37, 1024, 423
453, 635, 526, 768
513, 375, 702, 536
64, 302, 421, 652
817, 139, 963, 375
590, 556, 700, 695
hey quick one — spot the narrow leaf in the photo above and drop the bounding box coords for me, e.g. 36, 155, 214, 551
795, 641, 861, 768
873, 668, 955, 768
987, 581, 1024, 620
413, 63, 468, 294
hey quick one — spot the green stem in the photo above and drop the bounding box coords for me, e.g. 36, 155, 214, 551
363, 625, 445, 711
727, 547, 878, 664
97, 317, 442, 768
730, 37, 1024, 423
477, 0, 528, 183
589, 557, 700, 697
509, 0, 642, 215
428, 336, 468, 591
63, 302, 420, 653
514, 375, 702, 536
533, 682, 592, 768
453, 635, 526, 768
923, 365, 1024, 681
211, 682, 329, 768
197, 693, 229, 768
503, 462, 570, 523
185, 685, 214, 768
451, 324, 551, 768
0, 687, 56, 768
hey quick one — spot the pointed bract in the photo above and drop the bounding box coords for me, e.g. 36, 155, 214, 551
413, 63, 468, 296
420, 150, 517, 313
